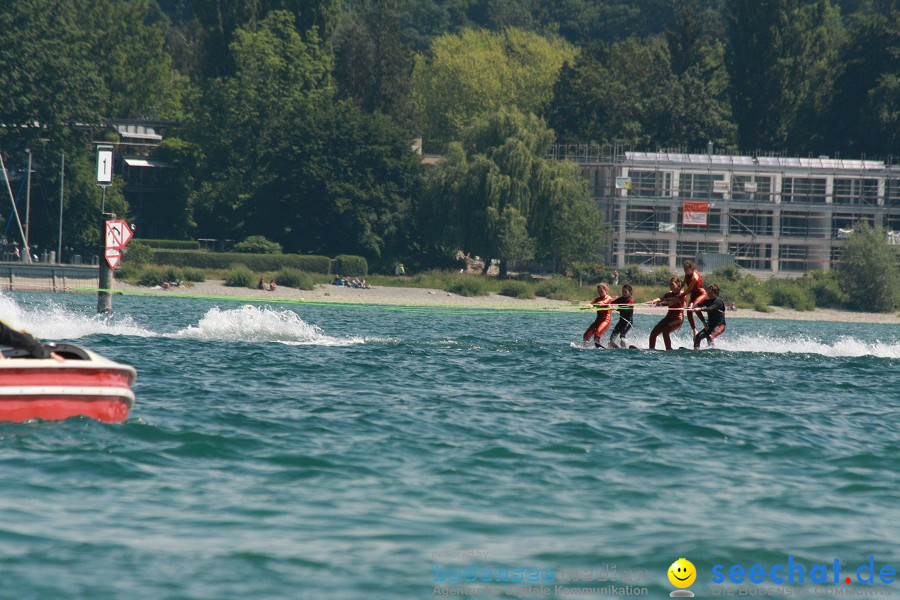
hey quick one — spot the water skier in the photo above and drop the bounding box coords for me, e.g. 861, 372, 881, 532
678, 260, 708, 337
582, 283, 614, 348
648, 277, 685, 351
693, 284, 726, 349
608, 284, 635, 348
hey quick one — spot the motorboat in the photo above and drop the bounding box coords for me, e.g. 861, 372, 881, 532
0, 343, 136, 423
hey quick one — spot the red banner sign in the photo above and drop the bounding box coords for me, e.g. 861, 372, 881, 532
683, 201, 709, 226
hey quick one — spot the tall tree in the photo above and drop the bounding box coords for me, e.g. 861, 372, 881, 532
0, 0, 104, 154
332, 0, 415, 131
193, 0, 341, 79
80, 0, 186, 119
546, 36, 735, 150
420, 107, 605, 272
412, 27, 576, 149
819, 5, 899, 156
188, 10, 420, 264
726, 0, 842, 151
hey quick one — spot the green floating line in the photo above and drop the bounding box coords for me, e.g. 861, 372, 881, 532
66, 285, 583, 316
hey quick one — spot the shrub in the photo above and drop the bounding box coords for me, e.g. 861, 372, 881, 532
274, 268, 315, 290
499, 281, 535, 299
445, 276, 488, 296
152, 250, 332, 273
535, 277, 574, 299
233, 235, 283, 254
802, 270, 846, 308
336, 254, 368, 277
225, 263, 255, 287
767, 280, 816, 311
181, 267, 206, 282
124, 240, 153, 267
136, 266, 170, 287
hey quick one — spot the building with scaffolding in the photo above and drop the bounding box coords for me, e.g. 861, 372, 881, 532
550, 145, 900, 276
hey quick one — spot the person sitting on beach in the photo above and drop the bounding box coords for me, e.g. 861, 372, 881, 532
582, 283, 614, 348
269, 280, 276, 292
648, 276, 685, 351
361, 279, 371, 289
693, 284, 727, 350
331, 275, 342, 286
607, 284, 635, 348
678, 260, 708, 338
258, 278, 266, 290
0, 318, 63, 361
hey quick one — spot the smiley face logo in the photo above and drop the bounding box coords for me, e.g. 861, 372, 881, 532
668, 558, 697, 588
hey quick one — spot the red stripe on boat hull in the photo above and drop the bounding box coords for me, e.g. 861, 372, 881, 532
0, 368, 134, 388
0, 395, 131, 423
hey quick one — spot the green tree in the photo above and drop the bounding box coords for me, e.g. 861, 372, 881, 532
411, 27, 576, 148
726, 0, 842, 151
496, 206, 535, 276
193, 0, 342, 79
546, 35, 735, 149
79, 0, 186, 119
820, 6, 900, 155
0, 1, 104, 153
190, 10, 333, 239
420, 107, 604, 273
187, 11, 421, 264
332, 0, 416, 131
836, 223, 899, 312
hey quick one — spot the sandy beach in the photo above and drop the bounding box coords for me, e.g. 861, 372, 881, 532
112, 279, 900, 325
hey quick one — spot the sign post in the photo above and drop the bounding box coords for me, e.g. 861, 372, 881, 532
96, 144, 115, 313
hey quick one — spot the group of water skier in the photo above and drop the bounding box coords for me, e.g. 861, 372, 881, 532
582, 261, 727, 351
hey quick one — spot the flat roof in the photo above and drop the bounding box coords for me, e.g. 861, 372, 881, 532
625, 151, 886, 171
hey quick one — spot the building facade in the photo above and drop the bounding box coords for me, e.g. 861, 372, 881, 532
553, 146, 900, 276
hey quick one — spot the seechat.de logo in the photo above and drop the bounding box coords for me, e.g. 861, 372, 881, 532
669, 558, 697, 597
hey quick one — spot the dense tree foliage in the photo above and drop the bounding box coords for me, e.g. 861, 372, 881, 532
419, 108, 605, 274
836, 223, 899, 312
412, 27, 576, 149
0, 0, 897, 268
188, 11, 420, 265
726, 0, 843, 151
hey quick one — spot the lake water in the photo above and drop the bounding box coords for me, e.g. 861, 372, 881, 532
1, 292, 898, 599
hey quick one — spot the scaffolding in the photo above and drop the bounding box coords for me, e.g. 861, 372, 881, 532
549, 148, 900, 276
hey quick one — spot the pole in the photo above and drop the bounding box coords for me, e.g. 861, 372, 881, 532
97, 211, 114, 313
58, 152, 64, 263
25, 149, 31, 252
0, 152, 32, 263
100, 185, 106, 214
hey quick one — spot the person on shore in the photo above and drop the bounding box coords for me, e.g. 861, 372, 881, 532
582, 283, 614, 348
0, 319, 63, 361
693, 284, 727, 349
648, 276, 685, 350
268, 280, 276, 292
258, 278, 266, 290
678, 260, 708, 337
608, 284, 634, 348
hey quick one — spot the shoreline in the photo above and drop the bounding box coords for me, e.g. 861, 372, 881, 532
112, 280, 900, 325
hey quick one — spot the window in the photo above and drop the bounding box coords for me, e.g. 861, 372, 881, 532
728, 242, 772, 270
886, 178, 900, 206
782, 177, 826, 203
625, 205, 671, 232
731, 175, 774, 202
679, 173, 725, 200
629, 170, 673, 198
729, 210, 773, 236
779, 245, 810, 271
833, 178, 878, 205
624, 239, 669, 266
